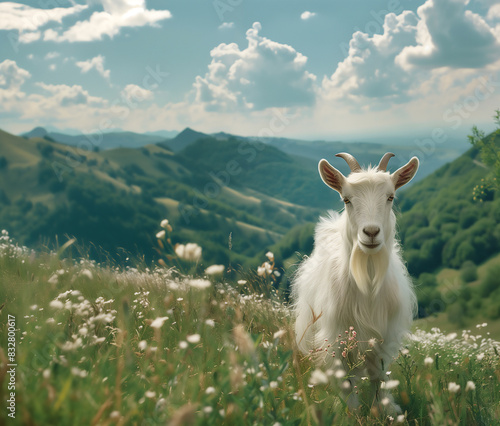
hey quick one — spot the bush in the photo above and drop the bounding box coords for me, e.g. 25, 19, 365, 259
461, 260, 478, 283
480, 263, 500, 297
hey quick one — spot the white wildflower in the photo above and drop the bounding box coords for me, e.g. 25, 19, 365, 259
448, 382, 460, 393
30, 304, 38, 310
477, 353, 485, 361
381, 397, 390, 406
381, 380, 400, 390
138, 340, 147, 351
79, 327, 88, 336
446, 332, 457, 341
42, 369, 51, 379
49, 300, 64, 310
48, 274, 58, 285
145, 390, 156, 398
334, 369, 346, 379
80, 269, 93, 280
465, 381, 476, 392
179, 341, 188, 349
205, 319, 215, 327
203, 406, 213, 414
397, 414, 405, 423
270, 381, 278, 389
368, 338, 377, 347
46, 317, 55, 324
265, 251, 274, 261
160, 219, 169, 229
424, 356, 434, 366
401, 348, 409, 355
187, 278, 211, 289
309, 369, 329, 386
156, 230, 166, 239
71, 367, 87, 378
273, 329, 286, 340
187, 334, 201, 344
176, 243, 202, 261
109, 411, 121, 420
205, 386, 216, 395
205, 264, 225, 275
237, 280, 247, 285
150, 316, 169, 329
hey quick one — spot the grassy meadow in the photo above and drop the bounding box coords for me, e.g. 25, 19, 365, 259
1, 228, 500, 425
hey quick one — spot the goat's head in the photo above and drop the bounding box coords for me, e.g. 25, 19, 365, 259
319, 152, 419, 255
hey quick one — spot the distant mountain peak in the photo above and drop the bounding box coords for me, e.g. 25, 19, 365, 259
22, 127, 48, 139
165, 127, 208, 152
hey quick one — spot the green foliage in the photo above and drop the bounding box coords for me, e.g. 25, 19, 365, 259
2, 241, 500, 425
460, 261, 478, 283
479, 263, 500, 298
468, 110, 500, 199
398, 147, 498, 276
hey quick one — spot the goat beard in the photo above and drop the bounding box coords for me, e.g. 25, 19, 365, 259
349, 243, 390, 296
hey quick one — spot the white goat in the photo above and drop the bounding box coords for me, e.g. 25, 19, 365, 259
292, 152, 418, 411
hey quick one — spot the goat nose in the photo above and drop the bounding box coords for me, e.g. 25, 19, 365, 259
363, 226, 380, 238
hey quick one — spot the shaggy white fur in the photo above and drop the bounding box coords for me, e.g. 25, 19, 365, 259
292, 154, 419, 411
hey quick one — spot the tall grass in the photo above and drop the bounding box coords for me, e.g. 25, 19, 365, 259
0, 229, 499, 424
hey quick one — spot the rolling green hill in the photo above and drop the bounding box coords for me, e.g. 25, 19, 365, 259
0, 129, 327, 267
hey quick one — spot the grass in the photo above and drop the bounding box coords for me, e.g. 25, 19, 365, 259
1, 231, 500, 425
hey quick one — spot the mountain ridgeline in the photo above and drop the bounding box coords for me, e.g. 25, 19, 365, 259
1, 127, 497, 291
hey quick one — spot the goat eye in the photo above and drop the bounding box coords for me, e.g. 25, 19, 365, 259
343, 198, 351, 204
388, 195, 394, 202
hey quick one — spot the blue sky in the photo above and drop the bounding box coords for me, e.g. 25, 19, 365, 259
1, 0, 500, 141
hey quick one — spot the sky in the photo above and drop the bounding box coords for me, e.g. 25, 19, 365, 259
1, 0, 500, 142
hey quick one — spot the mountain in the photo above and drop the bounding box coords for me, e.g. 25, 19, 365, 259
0, 128, 327, 266
22, 126, 49, 139
161, 127, 210, 152
22, 128, 169, 150
161, 128, 467, 184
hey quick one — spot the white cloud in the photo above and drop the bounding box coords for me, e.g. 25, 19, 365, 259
45, 52, 60, 60
49, 64, 57, 71
0, 59, 31, 115
398, 0, 500, 69
323, 0, 500, 107
194, 22, 317, 111
301, 11, 316, 20
218, 22, 234, 30
0, 2, 87, 43
35, 83, 107, 107
0, 59, 30, 91
45, 0, 171, 42
76, 55, 111, 80
121, 84, 154, 102
487, 3, 500, 20
323, 11, 420, 104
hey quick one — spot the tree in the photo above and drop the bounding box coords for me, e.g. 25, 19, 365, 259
468, 110, 500, 200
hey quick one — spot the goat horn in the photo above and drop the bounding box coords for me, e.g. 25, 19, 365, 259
377, 152, 395, 172
335, 153, 361, 173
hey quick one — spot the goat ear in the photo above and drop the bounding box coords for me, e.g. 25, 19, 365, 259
318, 159, 345, 193
392, 157, 419, 190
